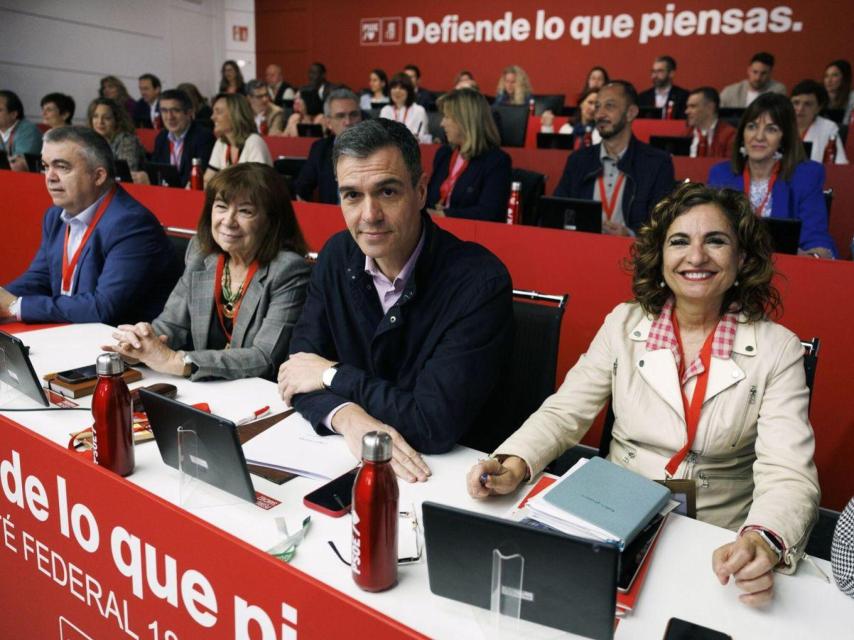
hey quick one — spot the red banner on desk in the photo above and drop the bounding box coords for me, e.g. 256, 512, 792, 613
0, 416, 424, 639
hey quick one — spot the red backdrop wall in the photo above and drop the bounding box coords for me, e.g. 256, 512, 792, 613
256, 0, 847, 99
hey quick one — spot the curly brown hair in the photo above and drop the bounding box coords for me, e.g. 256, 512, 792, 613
630, 182, 781, 322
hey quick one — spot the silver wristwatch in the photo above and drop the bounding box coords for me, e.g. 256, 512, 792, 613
321, 364, 339, 389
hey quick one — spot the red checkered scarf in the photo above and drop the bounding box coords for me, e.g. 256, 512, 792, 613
646, 298, 738, 384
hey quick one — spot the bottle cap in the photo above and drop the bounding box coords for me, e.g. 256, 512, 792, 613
96, 353, 125, 376
361, 431, 392, 462
511, 181, 522, 191
191, 158, 201, 166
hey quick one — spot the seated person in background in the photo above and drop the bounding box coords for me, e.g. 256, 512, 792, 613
99, 76, 135, 117
278, 120, 513, 481
554, 81, 675, 236
791, 80, 848, 164
684, 87, 736, 158
88, 97, 146, 171
136, 89, 215, 186
638, 55, 690, 118
493, 65, 532, 107
720, 52, 786, 108
469, 183, 820, 607
1, 126, 180, 324
281, 88, 325, 137
293, 88, 363, 204
219, 60, 246, 96
824, 60, 854, 123
205, 93, 272, 186
247, 80, 285, 135
265, 63, 295, 106
380, 74, 431, 143
177, 82, 212, 125
403, 64, 434, 110
41, 92, 75, 129
707, 93, 836, 257
453, 70, 477, 90
425, 89, 511, 222
0, 90, 43, 172
360, 68, 390, 110
106, 163, 310, 381
132, 73, 161, 129
580, 66, 609, 96
540, 87, 602, 149
306, 62, 334, 101
832, 498, 854, 597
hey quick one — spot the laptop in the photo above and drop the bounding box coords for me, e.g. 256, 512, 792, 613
0, 150, 11, 170
0, 331, 49, 406
114, 159, 133, 183
538, 196, 603, 233
140, 389, 255, 503
760, 217, 802, 255
536, 132, 575, 150
297, 123, 324, 137
423, 502, 619, 640
649, 135, 692, 156
144, 161, 182, 188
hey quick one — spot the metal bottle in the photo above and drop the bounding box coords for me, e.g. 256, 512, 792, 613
91, 353, 134, 476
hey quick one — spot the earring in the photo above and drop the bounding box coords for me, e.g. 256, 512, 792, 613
659, 281, 666, 288
739, 146, 747, 157
772, 150, 783, 161
733, 279, 740, 287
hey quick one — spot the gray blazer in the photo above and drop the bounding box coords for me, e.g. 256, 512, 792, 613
719, 79, 787, 108
152, 237, 310, 381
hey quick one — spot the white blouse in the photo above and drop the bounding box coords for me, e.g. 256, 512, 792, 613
208, 133, 273, 170
379, 103, 431, 143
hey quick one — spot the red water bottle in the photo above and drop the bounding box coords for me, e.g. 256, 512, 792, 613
823, 136, 838, 164
664, 100, 674, 120
506, 181, 521, 225
583, 125, 593, 148
351, 432, 398, 592
190, 158, 203, 190
91, 353, 134, 476
528, 98, 535, 116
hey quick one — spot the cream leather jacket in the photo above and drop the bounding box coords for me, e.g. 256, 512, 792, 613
495, 302, 820, 570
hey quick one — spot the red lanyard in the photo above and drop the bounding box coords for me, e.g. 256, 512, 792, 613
224, 143, 239, 167
61, 187, 117, 292
394, 107, 409, 124
169, 138, 184, 167
742, 162, 779, 218
213, 254, 259, 345
438, 149, 469, 206
597, 173, 626, 220
665, 315, 716, 477
4, 122, 16, 153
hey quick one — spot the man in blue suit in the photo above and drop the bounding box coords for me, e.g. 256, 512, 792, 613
1, 126, 181, 324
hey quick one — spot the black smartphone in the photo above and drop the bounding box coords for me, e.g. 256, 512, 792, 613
303, 468, 359, 517
55, 364, 98, 384
663, 617, 732, 640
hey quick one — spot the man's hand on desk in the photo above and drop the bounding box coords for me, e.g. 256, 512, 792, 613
103, 322, 185, 376
332, 404, 431, 484
0, 287, 16, 318
712, 531, 778, 607
277, 352, 336, 404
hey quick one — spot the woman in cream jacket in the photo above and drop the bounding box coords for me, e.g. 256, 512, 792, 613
468, 183, 819, 607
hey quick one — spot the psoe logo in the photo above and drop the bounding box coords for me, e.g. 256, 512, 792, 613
360, 17, 402, 46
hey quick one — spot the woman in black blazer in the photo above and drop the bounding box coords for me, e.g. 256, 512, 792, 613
426, 89, 512, 222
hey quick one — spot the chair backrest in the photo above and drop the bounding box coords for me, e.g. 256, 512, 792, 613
493, 105, 528, 147
597, 335, 822, 458
532, 94, 565, 116
511, 168, 546, 226
805, 506, 841, 561
164, 226, 195, 266
467, 290, 568, 453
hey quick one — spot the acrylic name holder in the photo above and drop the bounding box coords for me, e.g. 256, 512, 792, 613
177, 425, 243, 510
481, 548, 528, 638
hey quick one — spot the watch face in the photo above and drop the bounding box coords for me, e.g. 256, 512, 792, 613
322, 367, 336, 388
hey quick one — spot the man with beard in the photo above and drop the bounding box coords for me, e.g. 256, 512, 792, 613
637, 56, 689, 118
554, 81, 674, 236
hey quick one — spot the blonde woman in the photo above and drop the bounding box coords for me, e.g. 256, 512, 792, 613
204, 93, 272, 186
494, 65, 532, 107
426, 89, 511, 221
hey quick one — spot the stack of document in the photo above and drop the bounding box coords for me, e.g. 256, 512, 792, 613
526, 457, 672, 550
242, 412, 358, 480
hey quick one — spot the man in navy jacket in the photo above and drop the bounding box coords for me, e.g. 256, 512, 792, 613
278, 119, 513, 481
1, 126, 181, 324
148, 89, 215, 187
555, 81, 675, 235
